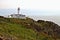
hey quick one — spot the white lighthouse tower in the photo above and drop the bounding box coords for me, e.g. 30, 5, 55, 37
8, 7, 26, 19
18, 7, 20, 14
8, 0, 26, 19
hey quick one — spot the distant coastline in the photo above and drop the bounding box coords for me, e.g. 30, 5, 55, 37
28, 16, 60, 26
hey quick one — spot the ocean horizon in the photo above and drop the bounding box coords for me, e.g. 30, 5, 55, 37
0, 9, 60, 26
28, 16, 60, 26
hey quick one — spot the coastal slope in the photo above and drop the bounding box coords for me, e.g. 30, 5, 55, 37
0, 16, 60, 40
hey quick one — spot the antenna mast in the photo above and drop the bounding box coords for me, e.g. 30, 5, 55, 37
17, 0, 20, 14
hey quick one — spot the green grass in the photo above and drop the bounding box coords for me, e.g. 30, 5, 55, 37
0, 17, 58, 40
0, 23, 37, 40
0, 18, 38, 40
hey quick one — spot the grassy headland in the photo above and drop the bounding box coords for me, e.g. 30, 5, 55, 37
0, 16, 60, 40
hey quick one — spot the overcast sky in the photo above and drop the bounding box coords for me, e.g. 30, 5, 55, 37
0, 0, 60, 10
0, 0, 60, 25
0, 0, 60, 16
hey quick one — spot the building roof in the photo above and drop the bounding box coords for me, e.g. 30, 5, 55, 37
10, 14, 25, 17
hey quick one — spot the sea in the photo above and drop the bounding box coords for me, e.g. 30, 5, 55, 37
0, 9, 60, 26
28, 16, 60, 26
